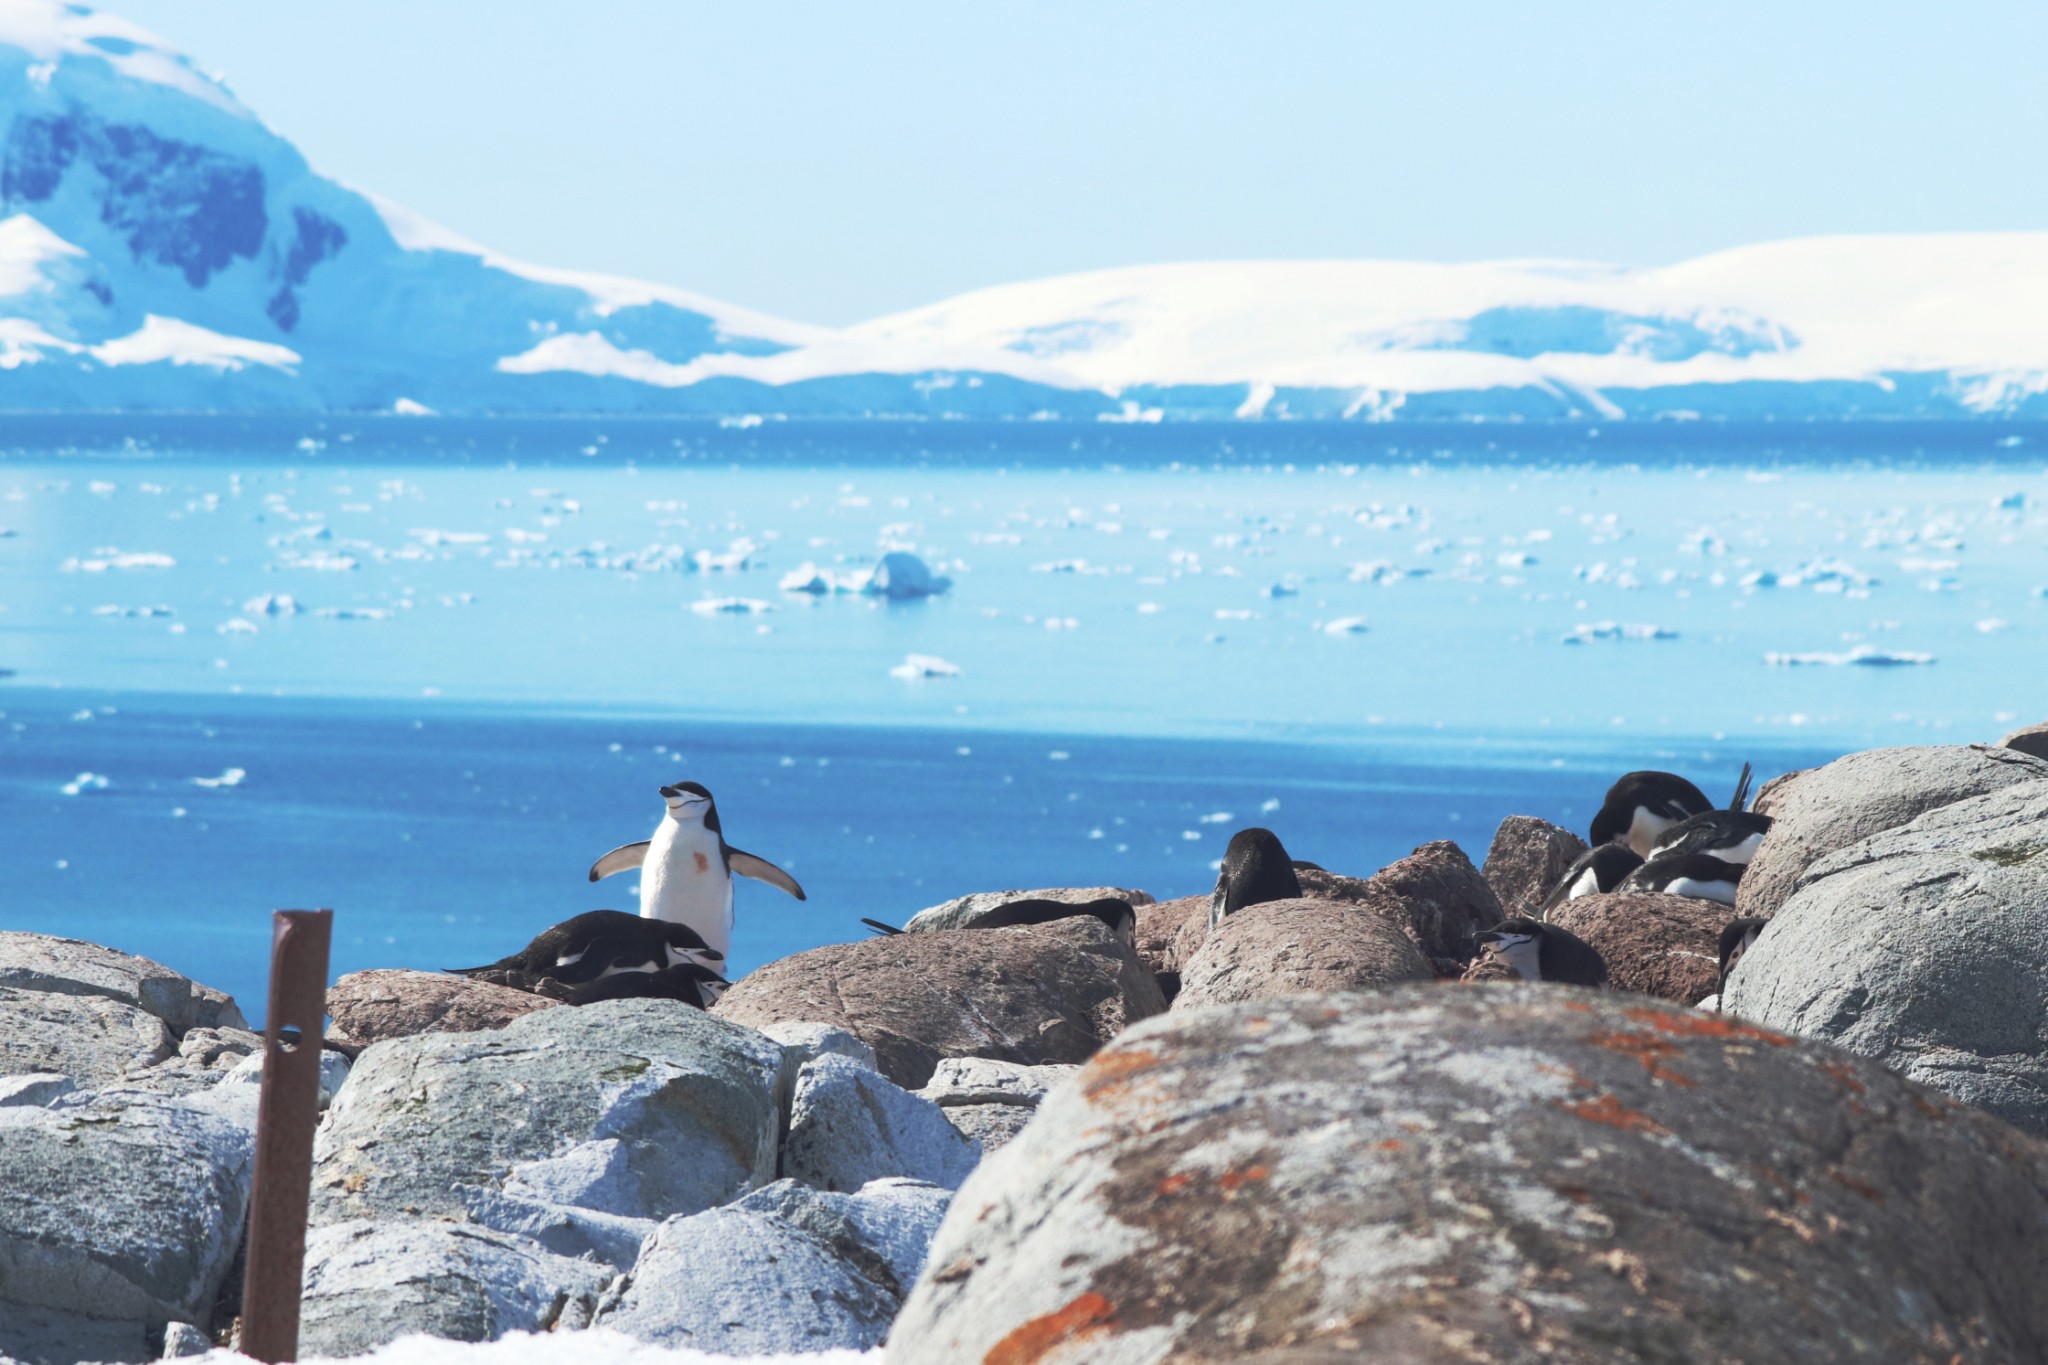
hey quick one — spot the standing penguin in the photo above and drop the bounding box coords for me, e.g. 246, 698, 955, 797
588, 781, 805, 963
1208, 828, 1303, 931
1589, 771, 1715, 857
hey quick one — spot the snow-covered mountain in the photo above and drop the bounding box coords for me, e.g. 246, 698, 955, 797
2, 1, 2044, 420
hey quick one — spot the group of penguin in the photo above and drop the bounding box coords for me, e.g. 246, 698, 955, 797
451, 762, 1775, 1013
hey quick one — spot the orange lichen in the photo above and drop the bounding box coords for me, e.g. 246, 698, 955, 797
1558, 1093, 1669, 1134
1621, 1007, 1793, 1047
1827, 1170, 1885, 1204
1588, 1030, 1697, 1088
1377, 1139, 1406, 1151
985, 1292, 1118, 1365
1081, 1047, 1161, 1102
1218, 1164, 1271, 1192
1817, 1060, 1867, 1095
1155, 1173, 1195, 1197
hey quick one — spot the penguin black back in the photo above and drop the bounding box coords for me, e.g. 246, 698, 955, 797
1209, 828, 1302, 931
447, 909, 724, 983
1589, 771, 1714, 855
968, 896, 1137, 943
1541, 843, 1644, 915
1646, 809, 1772, 865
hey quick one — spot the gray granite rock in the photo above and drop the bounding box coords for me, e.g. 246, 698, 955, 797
734, 1177, 951, 1300
453, 1185, 655, 1273
298, 1220, 609, 1358
0, 1088, 254, 1331
0, 1303, 149, 1365
594, 1207, 897, 1353
157, 1323, 212, 1358
1737, 743, 2048, 919
0, 1073, 74, 1108
914, 1058, 1074, 1153
783, 1054, 981, 1192
889, 986, 2048, 1364
219, 1044, 351, 1109
312, 998, 782, 1226
901, 885, 1154, 934
125, 1027, 266, 1096
761, 1020, 879, 1071
0, 933, 245, 1036
0, 987, 174, 1086
715, 916, 1167, 1088
1727, 781, 2048, 1136
2000, 720, 2048, 761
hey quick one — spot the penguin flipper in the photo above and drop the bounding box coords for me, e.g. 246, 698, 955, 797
727, 848, 807, 900
588, 841, 651, 882
860, 918, 903, 936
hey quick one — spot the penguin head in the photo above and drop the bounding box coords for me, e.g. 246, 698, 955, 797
1476, 921, 1545, 981
659, 781, 715, 824
1216, 828, 1302, 915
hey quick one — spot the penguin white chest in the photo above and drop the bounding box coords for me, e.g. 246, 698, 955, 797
640, 819, 734, 958
1625, 807, 1681, 858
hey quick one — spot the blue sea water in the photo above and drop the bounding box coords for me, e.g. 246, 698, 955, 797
1, 418, 2041, 1019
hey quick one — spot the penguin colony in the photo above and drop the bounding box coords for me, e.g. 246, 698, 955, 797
454, 761, 1773, 1010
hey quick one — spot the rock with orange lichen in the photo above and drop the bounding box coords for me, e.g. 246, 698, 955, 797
885, 985, 2048, 1364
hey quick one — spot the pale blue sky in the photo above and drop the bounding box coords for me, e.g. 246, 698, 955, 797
114, 1, 2048, 325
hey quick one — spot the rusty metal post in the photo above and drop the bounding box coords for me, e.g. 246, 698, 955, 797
239, 909, 334, 1364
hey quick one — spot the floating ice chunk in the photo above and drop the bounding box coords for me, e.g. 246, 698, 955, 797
1322, 616, 1370, 635
720, 413, 765, 429
1496, 551, 1538, 568
778, 563, 842, 594
1198, 811, 1233, 824
62, 551, 175, 572
1264, 582, 1299, 598
244, 594, 300, 616
889, 653, 961, 679
1562, 622, 1678, 645
694, 538, 759, 573
1214, 609, 1257, 621
1136, 602, 1163, 614
216, 618, 259, 634
867, 551, 951, 600
392, 397, 434, 416
1976, 618, 2010, 634
410, 529, 490, 547
1043, 617, 1080, 631
1765, 645, 1936, 667
1349, 561, 1428, 585
61, 772, 108, 795
315, 607, 392, 621
1032, 559, 1106, 575
282, 552, 358, 571
92, 604, 173, 618
690, 597, 775, 615
1995, 491, 2028, 509
192, 768, 246, 789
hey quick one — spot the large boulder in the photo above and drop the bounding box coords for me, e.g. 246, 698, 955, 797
1726, 782, 2048, 1137
713, 917, 1166, 1089
593, 1206, 900, 1353
1167, 866, 1380, 975
323, 968, 558, 1055
1132, 895, 1206, 977
0, 934, 245, 1037
888, 986, 2048, 1365
1171, 898, 1431, 1010
1353, 840, 1503, 970
1737, 744, 2048, 919
298, 1220, 609, 1358
2001, 721, 2048, 761
901, 885, 1154, 934
916, 1058, 1078, 1154
311, 998, 782, 1227
1547, 890, 1727, 1005
1481, 815, 1590, 918
782, 1055, 981, 1192
0, 987, 174, 1087
0, 1089, 253, 1350
734, 1178, 952, 1302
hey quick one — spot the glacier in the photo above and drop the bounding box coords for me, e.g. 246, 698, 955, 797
1, 0, 2046, 419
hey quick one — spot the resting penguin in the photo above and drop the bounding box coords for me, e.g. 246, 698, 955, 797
588, 781, 805, 963
1209, 827, 1303, 931
450, 908, 725, 982
1716, 917, 1769, 1000
1540, 844, 1644, 915
1620, 852, 1744, 905
1645, 808, 1772, 866
1475, 918, 1609, 987
1589, 771, 1714, 857
861, 896, 1137, 946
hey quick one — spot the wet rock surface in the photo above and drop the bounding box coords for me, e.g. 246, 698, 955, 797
323, 968, 559, 1054
887, 986, 2048, 1365
1547, 889, 1727, 1004
1737, 744, 2048, 919
1171, 898, 1432, 1009
1481, 814, 1591, 918
1727, 781, 2048, 1137
713, 916, 1166, 1088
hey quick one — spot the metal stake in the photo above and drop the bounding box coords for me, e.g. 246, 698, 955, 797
238, 909, 334, 1364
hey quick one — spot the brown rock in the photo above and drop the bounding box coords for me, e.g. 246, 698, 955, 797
1291, 866, 1375, 904
324, 969, 558, 1055
1172, 899, 1432, 1010
1547, 891, 1727, 1005
888, 987, 2048, 1365
712, 916, 1166, 1088
1457, 951, 1520, 984
1134, 895, 1208, 976
1355, 840, 1503, 974
1738, 744, 2048, 919
1750, 767, 1810, 816
1480, 815, 1590, 918
2001, 721, 2048, 761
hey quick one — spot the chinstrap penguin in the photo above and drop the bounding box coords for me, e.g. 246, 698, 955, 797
1620, 852, 1744, 905
589, 781, 805, 963
1716, 917, 1769, 1000
1209, 827, 1303, 931
1541, 843, 1644, 915
466, 960, 729, 1009
1476, 918, 1609, 987
449, 908, 725, 981
1645, 808, 1772, 866
1589, 771, 1714, 857
862, 896, 1136, 945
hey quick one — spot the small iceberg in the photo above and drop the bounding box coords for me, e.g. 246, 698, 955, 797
690, 597, 775, 615
315, 607, 392, 621
244, 593, 300, 616
216, 619, 259, 635
193, 768, 247, 789
1562, 622, 1679, 645
889, 653, 961, 679
867, 551, 951, 601
1765, 646, 1936, 668
1321, 616, 1370, 636
61, 772, 109, 796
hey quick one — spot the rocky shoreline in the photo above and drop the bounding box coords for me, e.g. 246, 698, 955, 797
4, 732, 2048, 1363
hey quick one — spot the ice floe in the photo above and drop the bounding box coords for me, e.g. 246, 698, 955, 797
690, 597, 775, 615
1562, 622, 1679, 645
60, 772, 108, 795
1765, 645, 1936, 667
192, 768, 247, 788
889, 653, 961, 679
